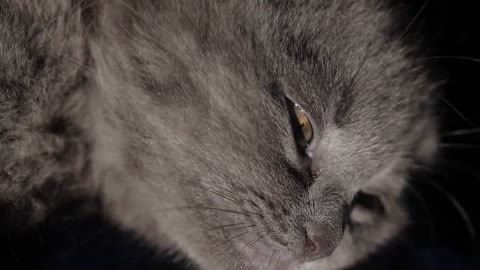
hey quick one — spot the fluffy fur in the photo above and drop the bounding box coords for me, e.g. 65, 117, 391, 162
0, 0, 92, 227
0, 1, 438, 269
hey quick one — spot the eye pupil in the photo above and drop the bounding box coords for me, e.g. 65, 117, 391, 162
294, 104, 314, 144
285, 97, 315, 146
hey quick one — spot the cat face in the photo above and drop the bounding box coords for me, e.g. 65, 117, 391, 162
92, 1, 437, 269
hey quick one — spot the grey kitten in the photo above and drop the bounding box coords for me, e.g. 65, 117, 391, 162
0, 1, 438, 270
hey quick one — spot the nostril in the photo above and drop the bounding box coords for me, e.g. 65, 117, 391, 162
302, 223, 336, 261
351, 191, 385, 215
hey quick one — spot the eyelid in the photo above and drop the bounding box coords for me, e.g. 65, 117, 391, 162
284, 96, 314, 149
294, 103, 314, 144
284, 95, 316, 184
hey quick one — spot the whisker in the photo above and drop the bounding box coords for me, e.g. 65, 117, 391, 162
188, 180, 257, 209
255, 252, 263, 269
442, 128, 480, 137
347, 53, 370, 89
187, 224, 257, 240
250, 236, 266, 269
183, 147, 263, 205
181, 148, 261, 207
425, 180, 478, 249
265, 249, 276, 270
400, 0, 431, 39
186, 148, 231, 182
251, 246, 260, 268
184, 153, 257, 204
194, 184, 239, 203
240, 235, 263, 252
436, 158, 480, 177
412, 165, 478, 251
225, 224, 258, 232
211, 231, 250, 249
204, 222, 246, 233
114, 0, 145, 20
422, 56, 480, 64
403, 180, 436, 243
439, 143, 480, 150
436, 94, 477, 127
216, 185, 253, 204
155, 205, 263, 218
64, 56, 95, 74
274, 251, 282, 269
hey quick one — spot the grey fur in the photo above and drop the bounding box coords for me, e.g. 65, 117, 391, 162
0, 1, 437, 270
0, 0, 92, 225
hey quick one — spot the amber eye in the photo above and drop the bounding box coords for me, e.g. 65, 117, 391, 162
294, 103, 314, 144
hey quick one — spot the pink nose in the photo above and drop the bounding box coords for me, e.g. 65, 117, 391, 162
302, 222, 337, 261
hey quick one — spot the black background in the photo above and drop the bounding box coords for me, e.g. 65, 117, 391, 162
1, 0, 480, 269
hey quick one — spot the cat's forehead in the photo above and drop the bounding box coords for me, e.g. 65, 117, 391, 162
211, 1, 428, 126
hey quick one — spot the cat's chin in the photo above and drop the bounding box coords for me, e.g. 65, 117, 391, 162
234, 238, 304, 270
234, 235, 357, 270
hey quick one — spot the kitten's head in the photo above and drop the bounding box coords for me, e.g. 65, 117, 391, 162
95, 1, 437, 269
